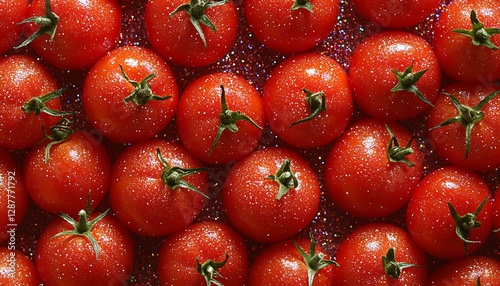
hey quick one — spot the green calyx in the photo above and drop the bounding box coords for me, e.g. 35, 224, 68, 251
156, 148, 209, 199
41, 117, 75, 164
292, 0, 313, 12
382, 247, 421, 279
289, 89, 326, 127
430, 89, 500, 158
391, 63, 434, 107
120, 65, 172, 106
266, 159, 298, 200
292, 230, 338, 286
196, 254, 229, 286
448, 196, 489, 256
22, 87, 72, 117
170, 0, 230, 47
385, 124, 415, 167
453, 10, 500, 50
15, 0, 59, 49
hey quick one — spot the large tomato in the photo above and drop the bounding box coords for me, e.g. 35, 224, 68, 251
0, 0, 28, 54
0, 247, 41, 285
427, 255, 500, 285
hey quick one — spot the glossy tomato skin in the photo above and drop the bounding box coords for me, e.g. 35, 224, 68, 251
248, 238, 335, 286
222, 147, 321, 243
145, 0, 238, 67
23, 0, 121, 70
158, 221, 248, 286
82, 46, 179, 143
427, 82, 500, 172
262, 53, 353, 148
406, 166, 493, 260
0, 0, 28, 54
427, 256, 500, 285
176, 72, 265, 165
335, 223, 428, 285
245, 0, 338, 53
23, 130, 111, 215
35, 213, 135, 286
0, 55, 63, 150
324, 118, 424, 218
349, 31, 441, 120
0, 247, 41, 285
109, 139, 208, 236
433, 0, 500, 82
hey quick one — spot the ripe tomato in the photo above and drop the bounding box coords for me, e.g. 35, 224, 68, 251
0, 0, 28, 54
335, 223, 428, 285
406, 166, 493, 260
427, 82, 500, 172
222, 146, 321, 243
109, 138, 208, 236
493, 188, 500, 239
158, 221, 248, 286
0, 54, 65, 150
244, 0, 338, 53
262, 53, 353, 148
324, 118, 424, 218
349, 31, 441, 120
82, 46, 179, 143
0, 247, 41, 285
433, 0, 500, 82
17, 0, 121, 70
427, 255, 500, 285
145, 0, 238, 67
176, 72, 265, 165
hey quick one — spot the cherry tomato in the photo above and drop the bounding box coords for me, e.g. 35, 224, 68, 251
109, 138, 208, 236
324, 118, 424, 218
262, 53, 353, 148
0, 0, 28, 54
0, 247, 41, 285
427, 255, 500, 285
406, 166, 493, 260
244, 0, 338, 53
158, 221, 248, 286
349, 31, 441, 120
145, 0, 238, 67
176, 72, 265, 165
82, 46, 179, 143
222, 146, 321, 243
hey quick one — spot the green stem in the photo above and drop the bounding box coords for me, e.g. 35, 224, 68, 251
453, 10, 500, 50
15, 0, 59, 49
385, 124, 415, 167
292, 0, 313, 12
289, 89, 326, 127
266, 159, 298, 200
382, 247, 421, 279
120, 65, 172, 105
391, 63, 434, 107
196, 254, 229, 286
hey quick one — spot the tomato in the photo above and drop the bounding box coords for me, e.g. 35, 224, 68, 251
222, 146, 321, 243
335, 223, 428, 285
493, 188, 500, 239
351, 0, 441, 28
324, 118, 424, 218
433, 0, 500, 82
158, 221, 248, 286
0, 0, 28, 54
406, 166, 493, 260
427, 82, 500, 172
0, 54, 67, 150
23, 128, 111, 215
349, 31, 441, 120
176, 72, 265, 165
82, 46, 179, 143
109, 138, 208, 236
0, 247, 41, 285
427, 255, 500, 285
145, 0, 238, 67
17, 0, 121, 70
244, 0, 338, 53
262, 53, 353, 148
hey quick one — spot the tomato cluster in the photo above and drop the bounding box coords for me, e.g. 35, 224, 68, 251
1, 0, 500, 285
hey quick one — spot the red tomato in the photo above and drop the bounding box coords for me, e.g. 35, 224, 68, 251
427, 82, 500, 171
406, 166, 493, 260
324, 118, 424, 218
262, 53, 353, 148
109, 139, 208, 236
176, 72, 265, 165
0, 54, 65, 150
18, 0, 121, 70
349, 31, 441, 120
0, 247, 41, 285
244, 0, 338, 53
158, 221, 248, 286
0, 0, 28, 54
433, 0, 500, 82
427, 255, 500, 285
335, 223, 428, 285
493, 188, 500, 239
145, 0, 238, 67
82, 46, 178, 143
222, 147, 321, 243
